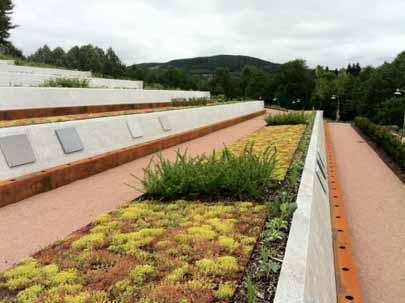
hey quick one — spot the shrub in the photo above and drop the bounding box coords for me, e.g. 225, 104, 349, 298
137, 144, 277, 201
171, 97, 210, 107
355, 117, 405, 170
40, 78, 89, 88
265, 111, 309, 125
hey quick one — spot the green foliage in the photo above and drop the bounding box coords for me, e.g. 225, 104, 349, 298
379, 97, 405, 127
138, 144, 277, 201
40, 78, 89, 88
171, 97, 209, 107
0, 0, 16, 44
270, 59, 315, 109
71, 233, 104, 250
128, 264, 156, 285
259, 247, 281, 279
265, 112, 309, 125
214, 283, 236, 300
247, 276, 257, 303
196, 256, 239, 275
355, 117, 405, 169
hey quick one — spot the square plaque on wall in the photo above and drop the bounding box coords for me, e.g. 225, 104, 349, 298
126, 119, 144, 139
0, 134, 36, 168
55, 127, 84, 154
158, 115, 172, 131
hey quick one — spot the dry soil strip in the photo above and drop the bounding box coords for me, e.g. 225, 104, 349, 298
0, 114, 267, 272
328, 123, 405, 303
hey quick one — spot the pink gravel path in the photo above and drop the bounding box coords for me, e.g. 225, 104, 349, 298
0, 114, 266, 271
329, 123, 405, 303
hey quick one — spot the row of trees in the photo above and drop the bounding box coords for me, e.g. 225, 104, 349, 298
16, 44, 405, 126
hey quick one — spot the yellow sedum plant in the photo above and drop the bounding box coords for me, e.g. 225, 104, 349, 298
228, 124, 306, 180
0, 200, 267, 302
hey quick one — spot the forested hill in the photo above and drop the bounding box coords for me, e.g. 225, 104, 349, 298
135, 55, 281, 76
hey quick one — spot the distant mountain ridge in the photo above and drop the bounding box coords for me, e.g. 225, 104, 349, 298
135, 55, 281, 76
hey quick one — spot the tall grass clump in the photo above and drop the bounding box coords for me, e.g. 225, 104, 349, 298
137, 144, 277, 201
40, 77, 89, 88
265, 112, 309, 125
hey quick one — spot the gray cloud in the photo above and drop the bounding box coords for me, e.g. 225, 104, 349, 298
9, 0, 405, 68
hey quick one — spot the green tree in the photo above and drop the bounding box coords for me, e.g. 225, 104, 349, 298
29, 45, 54, 65
103, 47, 124, 77
271, 59, 315, 109
0, 0, 16, 44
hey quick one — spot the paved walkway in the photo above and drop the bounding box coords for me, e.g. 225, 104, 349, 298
329, 123, 405, 303
0, 114, 267, 271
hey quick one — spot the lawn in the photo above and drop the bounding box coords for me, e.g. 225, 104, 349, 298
0, 117, 312, 303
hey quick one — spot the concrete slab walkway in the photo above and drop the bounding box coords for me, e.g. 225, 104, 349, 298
0, 114, 266, 271
328, 123, 405, 303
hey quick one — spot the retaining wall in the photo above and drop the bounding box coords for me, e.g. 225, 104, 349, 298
274, 112, 337, 303
0, 72, 144, 89
0, 61, 143, 89
0, 87, 210, 110
88, 78, 143, 89
0, 101, 263, 180
0, 62, 91, 78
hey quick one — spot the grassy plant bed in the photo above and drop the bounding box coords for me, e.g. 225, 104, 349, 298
227, 125, 307, 180
0, 116, 314, 303
233, 116, 313, 303
265, 112, 310, 126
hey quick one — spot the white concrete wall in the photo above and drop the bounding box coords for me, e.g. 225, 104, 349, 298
0, 101, 264, 179
0, 60, 15, 66
0, 72, 56, 87
0, 61, 144, 89
274, 112, 336, 303
0, 73, 144, 89
0, 63, 91, 78
88, 78, 143, 89
0, 87, 211, 110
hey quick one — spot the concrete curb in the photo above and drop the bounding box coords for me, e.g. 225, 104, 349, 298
274, 112, 337, 303
0, 87, 210, 110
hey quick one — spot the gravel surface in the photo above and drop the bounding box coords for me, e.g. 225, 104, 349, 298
329, 123, 405, 303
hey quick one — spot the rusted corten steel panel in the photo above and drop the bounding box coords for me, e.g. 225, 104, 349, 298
325, 123, 363, 303
0, 102, 171, 121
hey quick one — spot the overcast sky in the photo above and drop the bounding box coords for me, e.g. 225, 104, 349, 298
9, 0, 405, 68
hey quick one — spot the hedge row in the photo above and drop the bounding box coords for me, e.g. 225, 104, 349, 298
354, 117, 405, 169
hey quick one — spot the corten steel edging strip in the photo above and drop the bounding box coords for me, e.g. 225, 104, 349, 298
325, 122, 363, 303
0, 109, 266, 208
0, 102, 171, 120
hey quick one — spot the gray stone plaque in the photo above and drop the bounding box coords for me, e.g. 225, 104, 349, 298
0, 134, 36, 168
126, 119, 144, 139
55, 127, 84, 154
158, 115, 172, 131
